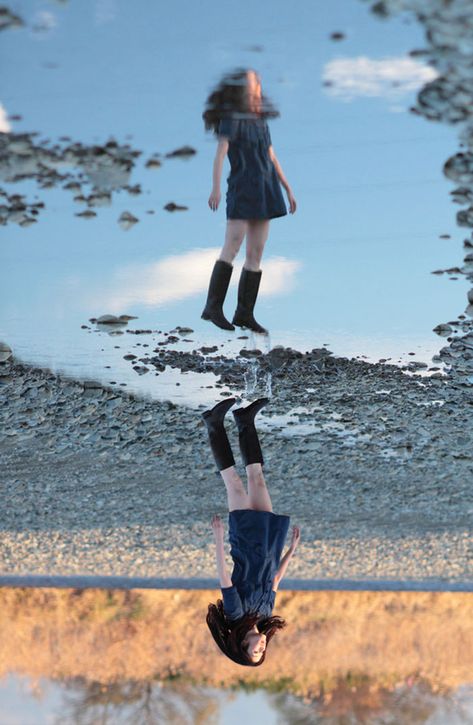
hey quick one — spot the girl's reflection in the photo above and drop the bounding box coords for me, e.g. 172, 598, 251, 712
203, 397, 301, 666
201, 67, 297, 334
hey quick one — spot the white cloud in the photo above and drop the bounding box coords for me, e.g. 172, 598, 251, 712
86, 247, 301, 313
32, 10, 58, 32
94, 0, 117, 25
322, 55, 438, 102
0, 104, 11, 133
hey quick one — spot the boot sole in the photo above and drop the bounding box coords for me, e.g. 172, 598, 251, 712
201, 312, 235, 331
202, 397, 237, 421
233, 397, 269, 424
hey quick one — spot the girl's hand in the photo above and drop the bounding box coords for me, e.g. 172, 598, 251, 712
208, 189, 221, 211
211, 514, 225, 539
289, 525, 301, 553
286, 188, 297, 214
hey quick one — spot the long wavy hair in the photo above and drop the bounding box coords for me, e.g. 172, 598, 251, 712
202, 67, 280, 135
206, 598, 286, 667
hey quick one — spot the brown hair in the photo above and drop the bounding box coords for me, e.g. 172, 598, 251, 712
202, 67, 280, 135
206, 598, 286, 667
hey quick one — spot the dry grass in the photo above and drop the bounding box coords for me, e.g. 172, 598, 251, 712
0, 588, 472, 697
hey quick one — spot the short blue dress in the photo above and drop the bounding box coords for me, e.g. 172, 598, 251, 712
221, 509, 290, 621
217, 115, 287, 220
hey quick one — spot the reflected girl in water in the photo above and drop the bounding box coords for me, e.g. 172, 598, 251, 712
203, 397, 301, 666
201, 68, 297, 334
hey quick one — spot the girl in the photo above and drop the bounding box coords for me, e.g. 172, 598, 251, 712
201, 68, 297, 334
202, 396, 301, 666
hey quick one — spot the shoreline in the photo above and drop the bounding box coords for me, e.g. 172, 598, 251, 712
1, 574, 473, 592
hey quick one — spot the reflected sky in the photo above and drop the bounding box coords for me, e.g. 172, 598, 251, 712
0, 587, 472, 723
0, 0, 467, 399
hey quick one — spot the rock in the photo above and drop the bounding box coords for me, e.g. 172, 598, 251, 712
75, 210, 97, 219
165, 145, 196, 158
0, 342, 13, 362
145, 157, 162, 169
0, 7, 24, 31
118, 211, 139, 230
95, 314, 137, 325
96, 315, 122, 324
433, 323, 453, 336
163, 202, 188, 212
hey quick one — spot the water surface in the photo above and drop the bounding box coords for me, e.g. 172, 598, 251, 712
1, 0, 467, 401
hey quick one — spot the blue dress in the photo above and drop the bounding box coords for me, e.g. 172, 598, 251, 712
217, 115, 287, 220
221, 509, 290, 621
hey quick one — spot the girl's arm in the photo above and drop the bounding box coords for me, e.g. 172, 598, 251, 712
212, 140, 228, 188
268, 146, 290, 190
212, 514, 233, 588
215, 537, 233, 588
272, 548, 294, 590
209, 140, 229, 211
273, 525, 301, 590
268, 146, 297, 213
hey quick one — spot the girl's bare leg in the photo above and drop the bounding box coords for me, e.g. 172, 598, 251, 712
220, 466, 250, 512
246, 462, 273, 512
219, 220, 247, 265
244, 219, 270, 271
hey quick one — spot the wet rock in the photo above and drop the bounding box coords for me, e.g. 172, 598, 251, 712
126, 183, 142, 196
0, 7, 24, 31
96, 315, 123, 324
75, 210, 97, 219
433, 323, 453, 336
132, 365, 149, 375
163, 202, 188, 212
118, 211, 139, 230
171, 326, 194, 335
145, 156, 162, 169
87, 190, 112, 207
165, 145, 196, 158
0, 341, 13, 362
0, 131, 143, 226
238, 348, 263, 358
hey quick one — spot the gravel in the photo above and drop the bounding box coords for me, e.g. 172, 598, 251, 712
1, 352, 472, 582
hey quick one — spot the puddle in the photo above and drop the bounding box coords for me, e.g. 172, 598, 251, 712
1, 0, 471, 401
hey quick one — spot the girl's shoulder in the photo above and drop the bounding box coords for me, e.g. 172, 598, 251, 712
216, 116, 240, 140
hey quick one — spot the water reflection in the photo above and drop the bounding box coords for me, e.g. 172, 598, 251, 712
1, 0, 464, 388
86, 249, 301, 312
363, 0, 473, 384
200, 67, 296, 335
1, 587, 472, 723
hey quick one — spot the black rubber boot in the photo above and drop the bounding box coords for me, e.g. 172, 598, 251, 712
202, 398, 237, 471
232, 267, 267, 334
201, 260, 235, 331
232, 398, 269, 467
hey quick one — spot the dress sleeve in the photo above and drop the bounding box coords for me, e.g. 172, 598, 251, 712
217, 118, 237, 141
221, 585, 244, 620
